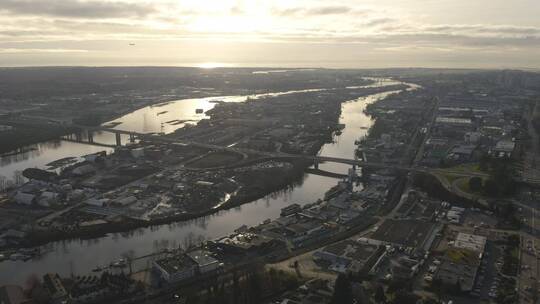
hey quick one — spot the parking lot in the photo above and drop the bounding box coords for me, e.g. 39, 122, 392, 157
472, 242, 502, 300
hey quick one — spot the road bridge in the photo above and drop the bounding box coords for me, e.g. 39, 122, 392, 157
5, 116, 492, 180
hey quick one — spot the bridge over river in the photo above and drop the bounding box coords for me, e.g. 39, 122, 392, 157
4, 117, 492, 180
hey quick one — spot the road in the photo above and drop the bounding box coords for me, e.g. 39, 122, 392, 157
521, 101, 540, 184
516, 192, 540, 304
516, 100, 540, 304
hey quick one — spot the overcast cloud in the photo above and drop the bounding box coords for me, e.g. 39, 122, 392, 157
0, 0, 538, 68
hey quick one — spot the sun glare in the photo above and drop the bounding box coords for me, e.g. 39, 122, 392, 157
196, 62, 233, 69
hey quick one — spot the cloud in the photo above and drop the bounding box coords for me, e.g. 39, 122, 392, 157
421, 24, 540, 37
0, 0, 156, 19
0, 0, 539, 65
0, 48, 88, 53
273, 5, 356, 17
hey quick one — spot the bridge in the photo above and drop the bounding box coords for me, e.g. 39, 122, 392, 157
4, 117, 491, 180
303, 168, 349, 179
68, 124, 139, 146
3, 117, 141, 147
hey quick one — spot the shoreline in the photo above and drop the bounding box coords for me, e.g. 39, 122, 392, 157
23, 156, 317, 248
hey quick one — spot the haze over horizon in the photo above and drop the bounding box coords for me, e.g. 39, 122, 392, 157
1, 0, 539, 69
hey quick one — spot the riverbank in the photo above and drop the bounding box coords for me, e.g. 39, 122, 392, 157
21, 121, 331, 246
0, 125, 78, 155
23, 157, 315, 247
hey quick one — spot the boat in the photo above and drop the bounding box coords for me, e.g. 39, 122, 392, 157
92, 266, 104, 272
324, 182, 348, 201
112, 258, 127, 268
195, 108, 204, 114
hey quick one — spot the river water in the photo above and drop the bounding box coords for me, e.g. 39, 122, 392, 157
0, 82, 385, 183
0, 80, 408, 285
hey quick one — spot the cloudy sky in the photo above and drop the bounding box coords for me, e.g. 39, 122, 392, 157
1, 0, 539, 68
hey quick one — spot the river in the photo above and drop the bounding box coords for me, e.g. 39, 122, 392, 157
0, 80, 409, 285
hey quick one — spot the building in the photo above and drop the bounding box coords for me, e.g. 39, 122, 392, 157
435, 232, 485, 292
43, 273, 68, 304
112, 196, 137, 206
186, 250, 220, 274
313, 240, 381, 274
370, 219, 438, 251
454, 233, 486, 255
153, 254, 198, 283
84, 198, 109, 207
464, 132, 481, 144
13, 192, 35, 205
435, 117, 473, 127
130, 147, 145, 158
284, 219, 329, 247
280, 204, 301, 216
212, 232, 284, 255
37, 191, 59, 207
447, 145, 477, 162
435, 248, 480, 292
492, 139, 515, 157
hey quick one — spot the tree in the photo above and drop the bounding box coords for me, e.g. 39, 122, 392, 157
374, 285, 387, 304
331, 274, 354, 304
247, 270, 263, 303
468, 177, 482, 192
479, 154, 490, 171
393, 290, 419, 304
484, 179, 499, 197
431, 279, 443, 301
424, 298, 439, 304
